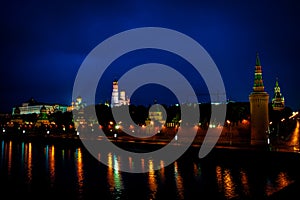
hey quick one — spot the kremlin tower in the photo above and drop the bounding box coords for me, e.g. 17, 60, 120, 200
111, 79, 119, 107
249, 53, 270, 145
272, 78, 285, 111
111, 79, 130, 107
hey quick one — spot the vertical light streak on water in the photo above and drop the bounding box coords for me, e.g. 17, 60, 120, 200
21, 142, 24, 164
223, 168, 238, 199
62, 149, 65, 161
174, 161, 184, 200
49, 145, 55, 187
27, 142, 33, 184
107, 152, 124, 200
75, 147, 84, 197
265, 171, 294, 196
1, 140, 4, 168
148, 159, 158, 199
276, 172, 293, 190
216, 165, 239, 199
216, 166, 223, 192
128, 157, 133, 171
159, 160, 165, 184
107, 152, 114, 189
193, 163, 201, 177
240, 169, 250, 196
97, 152, 101, 162
141, 158, 145, 173
45, 144, 49, 180
113, 154, 123, 191
7, 140, 12, 176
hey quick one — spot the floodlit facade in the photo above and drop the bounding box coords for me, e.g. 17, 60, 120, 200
111, 79, 130, 107
12, 97, 68, 115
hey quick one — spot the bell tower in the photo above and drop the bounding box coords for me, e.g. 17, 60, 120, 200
249, 53, 269, 145
111, 79, 119, 107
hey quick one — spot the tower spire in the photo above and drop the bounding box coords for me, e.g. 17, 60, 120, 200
253, 52, 265, 92
256, 52, 261, 66
272, 77, 285, 111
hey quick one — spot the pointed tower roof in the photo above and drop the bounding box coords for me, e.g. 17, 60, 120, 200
255, 52, 261, 66
272, 77, 285, 111
275, 77, 279, 87
252, 53, 265, 92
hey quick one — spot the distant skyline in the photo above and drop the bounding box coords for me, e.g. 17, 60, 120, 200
1, 0, 300, 113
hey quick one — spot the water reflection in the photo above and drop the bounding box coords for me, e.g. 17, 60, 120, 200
193, 163, 201, 177
216, 164, 296, 199
26, 142, 33, 184
107, 152, 124, 199
159, 160, 165, 183
75, 148, 84, 196
223, 168, 238, 199
174, 161, 184, 200
141, 158, 145, 173
216, 166, 239, 199
45, 145, 55, 187
0, 139, 299, 199
265, 171, 294, 196
240, 169, 250, 196
1, 140, 4, 166
7, 140, 12, 176
128, 156, 133, 170
148, 159, 158, 199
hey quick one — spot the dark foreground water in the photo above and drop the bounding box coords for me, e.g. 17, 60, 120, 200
0, 137, 299, 200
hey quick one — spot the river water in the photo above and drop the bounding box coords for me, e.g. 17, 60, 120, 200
0, 137, 299, 200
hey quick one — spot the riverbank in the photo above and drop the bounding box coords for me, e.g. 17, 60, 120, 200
1, 131, 299, 158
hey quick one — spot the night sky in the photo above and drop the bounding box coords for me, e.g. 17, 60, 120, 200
1, 0, 300, 113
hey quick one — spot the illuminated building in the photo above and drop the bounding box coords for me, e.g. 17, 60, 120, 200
148, 103, 165, 125
12, 97, 68, 115
111, 79, 119, 107
272, 78, 285, 111
10, 106, 23, 125
35, 105, 50, 127
111, 79, 130, 107
68, 96, 86, 111
249, 53, 269, 145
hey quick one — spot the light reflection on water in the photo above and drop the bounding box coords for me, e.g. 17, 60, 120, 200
45, 144, 55, 187
174, 161, 184, 200
148, 159, 158, 200
26, 142, 33, 185
240, 169, 250, 196
265, 171, 294, 196
7, 140, 12, 176
0, 139, 298, 199
216, 165, 240, 199
75, 148, 84, 196
107, 152, 124, 199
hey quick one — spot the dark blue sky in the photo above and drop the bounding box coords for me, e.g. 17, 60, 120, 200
1, 0, 300, 113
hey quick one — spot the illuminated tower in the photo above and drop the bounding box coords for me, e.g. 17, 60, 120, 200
272, 78, 285, 111
120, 90, 126, 102
249, 53, 269, 145
111, 79, 119, 107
